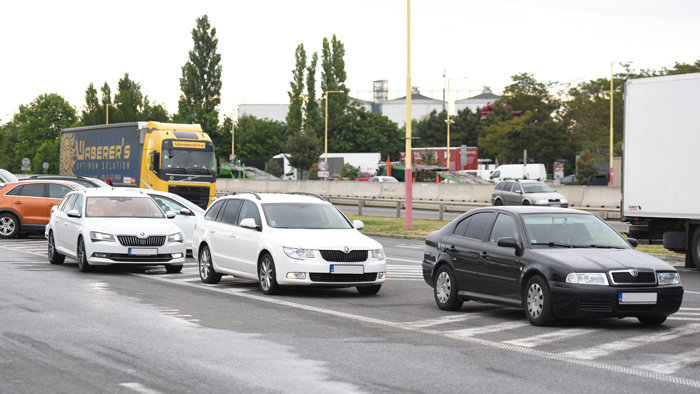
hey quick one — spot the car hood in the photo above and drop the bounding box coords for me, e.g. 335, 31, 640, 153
268, 228, 382, 250
85, 218, 181, 236
526, 192, 567, 200
532, 247, 676, 272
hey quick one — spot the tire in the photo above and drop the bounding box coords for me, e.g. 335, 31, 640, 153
165, 264, 183, 274
662, 231, 685, 252
258, 252, 280, 295
0, 213, 20, 239
77, 237, 92, 272
47, 231, 65, 265
198, 245, 221, 284
690, 227, 700, 269
524, 275, 555, 326
494, 199, 503, 206
522, 200, 531, 206
433, 265, 463, 311
357, 284, 382, 295
638, 315, 667, 326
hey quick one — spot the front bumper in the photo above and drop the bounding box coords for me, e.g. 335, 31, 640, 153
86, 241, 186, 266
550, 281, 683, 319
274, 254, 386, 287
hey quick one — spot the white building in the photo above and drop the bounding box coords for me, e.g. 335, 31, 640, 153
380, 88, 443, 126
454, 86, 501, 113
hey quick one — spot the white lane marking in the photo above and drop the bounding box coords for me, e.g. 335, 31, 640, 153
132, 273, 700, 389
386, 257, 422, 263
560, 324, 700, 360
669, 317, 700, 322
673, 312, 700, 316
636, 347, 700, 374
685, 291, 700, 295
403, 314, 478, 328
447, 321, 530, 336
119, 382, 161, 394
503, 328, 600, 348
680, 308, 700, 311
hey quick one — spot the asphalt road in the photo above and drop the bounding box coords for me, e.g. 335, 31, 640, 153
2, 236, 699, 393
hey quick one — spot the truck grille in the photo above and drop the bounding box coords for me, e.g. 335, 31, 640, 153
169, 185, 210, 209
319, 250, 368, 262
609, 270, 656, 285
117, 235, 166, 247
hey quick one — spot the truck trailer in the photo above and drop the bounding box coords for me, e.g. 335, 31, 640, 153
60, 121, 216, 208
622, 72, 700, 268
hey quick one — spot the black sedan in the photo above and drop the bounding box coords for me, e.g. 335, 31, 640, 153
422, 206, 683, 326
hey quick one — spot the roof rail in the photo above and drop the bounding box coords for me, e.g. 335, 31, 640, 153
286, 192, 325, 201
224, 191, 262, 200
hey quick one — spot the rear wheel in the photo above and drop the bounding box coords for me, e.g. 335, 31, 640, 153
690, 227, 700, 269
77, 237, 91, 272
165, 264, 183, 273
524, 275, 554, 326
48, 231, 65, 265
638, 315, 667, 326
494, 199, 503, 206
522, 200, 531, 206
357, 285, 382, 295
258, 253, 280, 295
0, 213, 19, 238
198, 245, 221, 284
433, 265, 463, 311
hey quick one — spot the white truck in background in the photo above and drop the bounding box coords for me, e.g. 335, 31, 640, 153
622, 72, 700, 269
489, 163, 546, 183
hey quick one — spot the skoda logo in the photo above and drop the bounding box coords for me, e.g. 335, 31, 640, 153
629, 269, 638, 277
140, 232, 146, 237
343, 246, 350, 254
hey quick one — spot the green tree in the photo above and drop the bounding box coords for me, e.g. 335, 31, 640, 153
112, 73, 144, 123
80, 83, 103, 126
321, 35, 349, 141
0, 122, 19, 172
234, 115, 288, 159
265, 158, 283, 177
330, 103, 402, 159
501, 73, 560, 124
286, 43, 306, 133
176, 14, 222, 135
141, 97, 170, 122
340, 163, 359, 179
12, 94, 76, 173
282, 129, 322, 180
304, 52, 321, 134
414, 110, 448, 147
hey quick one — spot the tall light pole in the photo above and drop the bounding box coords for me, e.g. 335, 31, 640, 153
610, 61, 631, 186
231, 105, 238, 163
405, 0, 413, 229
324, 90, 343, 163
445, 77, 466, 170
105, 102, 120, 124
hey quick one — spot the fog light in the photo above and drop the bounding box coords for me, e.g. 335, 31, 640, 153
171, 253, 183, 259
93, 252, 109, 258
286, 272, 306, 279
378, 272, 386, 279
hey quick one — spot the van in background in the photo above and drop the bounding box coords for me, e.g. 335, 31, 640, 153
489, 164, 546, 183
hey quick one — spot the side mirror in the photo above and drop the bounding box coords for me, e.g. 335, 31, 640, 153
150, 152, 160, 172
353, 219, 365, 230
497, 237, 522, 254
165, 211, 176, 219
179, 208, 192, 216
67, 209, 81, 218
626, 237, 638, 248
240, 217, 260, 231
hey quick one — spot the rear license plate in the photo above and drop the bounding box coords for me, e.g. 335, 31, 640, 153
330, 264, 364, 274
128, 248, 158, 256
618, 292, 657, 304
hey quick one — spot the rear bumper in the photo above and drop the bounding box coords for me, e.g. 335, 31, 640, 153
550, 282, 683, 318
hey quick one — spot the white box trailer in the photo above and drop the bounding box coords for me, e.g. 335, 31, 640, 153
622, 72, 700, 268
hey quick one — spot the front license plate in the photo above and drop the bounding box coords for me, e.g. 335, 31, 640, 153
128, 248, 158, 256
618, 292, 657, 304
330, 264, 364, 274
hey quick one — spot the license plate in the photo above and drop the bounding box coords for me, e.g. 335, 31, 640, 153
618, 292, 657, 304
330, 264, 364, 274
128, 248, 158, 256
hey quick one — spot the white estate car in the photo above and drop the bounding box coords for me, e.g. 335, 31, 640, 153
45, 188, 186, 273
140, 189, 205, 253
192, 192, 387, 295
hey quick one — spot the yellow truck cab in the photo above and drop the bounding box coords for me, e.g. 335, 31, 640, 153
60, 121, 216, 208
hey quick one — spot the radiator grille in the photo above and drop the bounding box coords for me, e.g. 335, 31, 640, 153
117, 235, 166, 247
610, 270, 656, 285
319, 250, 368, 262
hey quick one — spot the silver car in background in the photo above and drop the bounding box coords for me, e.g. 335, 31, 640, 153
492, 179, 568, 207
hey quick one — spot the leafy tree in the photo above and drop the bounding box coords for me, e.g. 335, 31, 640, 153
233, 115, 288, 159
286, 43, 306, 133
321, 35, 349, 141
80, 83, 103, 126
12, 94, 76, 173
340, 163, 359, 179
141, 97, 170, 122
176, 14, 222, 135
330, 103, 402, 159
0, 122, 19, 172
501, 73, 560, 124
414, 110, 448, 148
265, 158, 283, 177
420, 151, 439, 166
282, 129, 322, 180
304, 52, 321, 135
112, 73, 144, 123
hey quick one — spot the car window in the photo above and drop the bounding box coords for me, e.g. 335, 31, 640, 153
512, 183, 522, 193
59, 194, 78, 212
494, 182, 504, 191
489, 213, 520, 243
262, 203, 352, 229
503, 182, 513, 192
150, 195, 186, 214
237, 200, 261, 227
522, 182, 553, 193
368, 177, 378, 182
453, 217, 471, 236
49, 183, 73, 199
72, 195, 85, 215
220, 199, 242, 225
204, 200, 225, 221
463, 212, 496, 240
8, 183, 46, 197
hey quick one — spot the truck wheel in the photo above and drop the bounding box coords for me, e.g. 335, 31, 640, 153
690, 227, 700, 269
662, 231, 686, 252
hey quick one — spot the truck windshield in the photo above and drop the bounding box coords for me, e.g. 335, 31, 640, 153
162, 149, 216, 175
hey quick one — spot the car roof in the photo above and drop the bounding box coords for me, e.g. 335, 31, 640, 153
471, 205, 591, 215
70, 187, 151, 198
218, 192, 328, 204
498, 179, 542, 184
2, 179, 85, 189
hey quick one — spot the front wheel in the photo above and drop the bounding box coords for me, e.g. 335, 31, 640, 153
638, 315, 667, 326
433, 266, 463, 311
522, 200, 531, 206
524, 275, 554, 326
0, 213, 19, 239
258, 253, 280, 295
77, 238, 92, 272
357, 285, 382, 295
48, 232, 65, 265
690, 227, 700, 269
198, 245, 221, 284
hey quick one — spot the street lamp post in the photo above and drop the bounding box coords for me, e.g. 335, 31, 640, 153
231, 106, 238, 163
105, 102, 120, 125
324, 90, 343, 163
445, 77, 466, 170
609, 61, 631, 186
405, 0, 412, 229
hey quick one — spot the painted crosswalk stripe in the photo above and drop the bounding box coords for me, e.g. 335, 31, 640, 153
560, 323, 700, 360
447, 321, 530, 337
503, 328, 600, 348
404, 314, 479, 328
636, 347, 700, 374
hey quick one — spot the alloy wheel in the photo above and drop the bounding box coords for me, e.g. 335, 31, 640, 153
260, 258, 273, 291
436, 271, 451, 304
527, 282, 544, 318
199, 248, 210, 280
0, 217, 15, 236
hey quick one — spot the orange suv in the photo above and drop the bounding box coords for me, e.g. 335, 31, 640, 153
0, 180, 82, 238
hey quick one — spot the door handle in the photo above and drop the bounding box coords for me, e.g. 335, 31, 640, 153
480, 251, 489, 258
209, 229, 215, 234
14, 201, 22, 205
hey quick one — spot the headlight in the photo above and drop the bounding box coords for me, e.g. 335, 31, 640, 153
168, 232, 184, 243
90, 231, 115, 242
283, 247, 315, 260
657, 272, 680, 285
536, 198, 549, 204
371, 248, 385, 260
566, 272, 609, 285
560, 198, 568, 204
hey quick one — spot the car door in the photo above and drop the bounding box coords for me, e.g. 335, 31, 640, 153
148, 194, 196, 247
9, 183, 47, 224
63, 194, 85, 256
479, 212, 523, 300
448, 212, 496, 294
53, 193, 78, 253
510, 182, 523, 205
209, 199, 242, 272
229, 200, 263, 274
500, 182, 514, 205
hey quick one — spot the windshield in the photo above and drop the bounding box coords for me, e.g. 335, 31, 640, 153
522, 183, 554, 193
162, 147, 216, 175
86, 196, 164, 218
262, 203, 353, 229
522, 213, 629, 248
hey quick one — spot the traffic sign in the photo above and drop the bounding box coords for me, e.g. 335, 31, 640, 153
318, 161, 328, 171
42, 162, 49, 170
318, 171, 330, 178
21, 157, 30, 166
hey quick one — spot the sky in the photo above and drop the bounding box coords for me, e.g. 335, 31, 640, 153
1, 0, 699, 123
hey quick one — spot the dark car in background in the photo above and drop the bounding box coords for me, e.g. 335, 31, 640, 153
422, 206, 683, 326
587, 174, 610, 186
491, 179, 568, 208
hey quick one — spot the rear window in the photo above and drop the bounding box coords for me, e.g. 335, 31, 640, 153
463, 212, 495, 240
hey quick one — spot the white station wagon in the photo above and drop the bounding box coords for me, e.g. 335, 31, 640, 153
192, 192, 387, 295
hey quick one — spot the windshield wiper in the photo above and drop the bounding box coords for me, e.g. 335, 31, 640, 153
531, 242, 573, 248
573, 244, 623, 249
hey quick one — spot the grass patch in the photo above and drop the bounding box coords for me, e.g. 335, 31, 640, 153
635, 244, 684, 257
